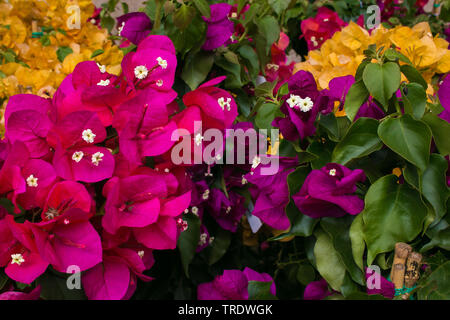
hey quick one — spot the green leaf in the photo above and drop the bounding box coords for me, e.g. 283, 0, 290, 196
90, 49, 104, 58
208, 229, 231, 265
177, 214, 201, 277
256, 16, 280, 51
332, 117, 382, 165
343, 80, 369, 121
192, 0, 211, 18
384, 48, 412, 65
268, 0, 290, 15
417, 261, 450, 300
238, 45, 259, 79
422, 113, 450, 156
248, 281, 277, 300
242, 3, 260, 26
363, 62, 401, 108
254, 81, 276, 97
38, 271, 86, 300
255, 103, 280, 130
377, 114, 431, 171
321, 217, 365, 285
314, 229, 347, 291
173, 5, 196, 30
214, 55, 243, 88
181, 51, 214, 90
403, 83, 426, 119
421, 226, 450, 252
296, 264, 316, 285
362, 175, 428, 264
421, 154, 449, 222
307, 139, 336, 170
400, 64, 427, 90
56, 46, 73, 62
100, 15, 115, 32
349, 214, 365, 271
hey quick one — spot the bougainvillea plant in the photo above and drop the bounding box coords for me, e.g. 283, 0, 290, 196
0, 0, 448, 300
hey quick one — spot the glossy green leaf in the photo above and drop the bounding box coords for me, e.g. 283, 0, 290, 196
255, 103, 280, 130
248, 281, 277, 300
208, 229, 232, 265
422, 113, 450, 156
192, 0, 210, 18
363, 175, 428, 264
404, 83, 427, 119
57, 46, 73, 62
421, 226, 450, 252
363, 62, 401, 108
181, 51, 214, 90
296, 264, 316, 285
417, 261, 450, 300
378, 114, 431, 171
173, 4, 196, 30
256, 16, 280, 50
314, 229, 347, 291
332, 117, 382, 165
349, 214, 365, 271
400, 64, 427, 90
344, 80, 369, 121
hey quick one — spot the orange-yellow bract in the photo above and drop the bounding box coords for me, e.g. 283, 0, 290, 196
294, 22, 450, 91
0, 0, 124, 136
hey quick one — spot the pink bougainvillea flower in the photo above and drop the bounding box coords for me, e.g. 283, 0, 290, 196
121, 35, 177, 94
29, 208, 102, 273
365, 267, 395, 299
202, 3, 234, 51
117, 12, 152, 45
178, 76, 238, 131
300, 7, 346, 51
4, 94, 52, 158
48, 110, 114, 183
16, 159, 57, 210
197, 268, 276, 300
0, 285, 41, 300
245, 156, 298, 230
265, 32, 295, 93
303, 279, 332, 300
52, 61, 125, 126
292, 163, 366, 219
1, 216, 49, 284
42, 181, 93, 221
113, 89, 178, 164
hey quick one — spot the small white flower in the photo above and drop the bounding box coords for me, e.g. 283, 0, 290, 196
72, 151, 84, 162
134, 65, 148, 79
266, 63, 279, 71
156, 57, 167, 69
298, 97, 314, 112
209, 236, 215, 244
252, 156, 261, 169
90, 18, 96, 24
97, 79, 110, 86
118, 21, 125, 36
241, 175, 248, 185
323, 18, 329, 22
286, 94, 302, 109
194, 133, 204, 146
329, 169, 337, 176
156, 79, 163, 87
199, 233, 208, 246
137, 250, 145, 258
225, 206, 232, 214
202, 189, 210, 200
191, 206, 199, 216
218, 97, 232, 111
11, 253, 25, 265
91, 152, 104, 166
26, 174, 38, 187
97, 63, 106, 73
184, 209, 189, 214
82, 129, 96, 143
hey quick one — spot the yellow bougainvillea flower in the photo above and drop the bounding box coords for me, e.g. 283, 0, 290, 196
295, 22, 450, 91
0, 0, 124, 136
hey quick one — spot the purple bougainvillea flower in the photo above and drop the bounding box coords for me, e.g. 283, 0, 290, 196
438, 74, 450, 123
365, 267, 395, 299
292, 163, 365, 219
245, 156, 298, 230
0, 285, 41, 300
197, 268, 276, 300
272, 71, 332, 141
207, 188, 246, 232
303, 279, 332, 300
329, 75, 384, 120
117, 12, 152, 45
202, 3, 234, 51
